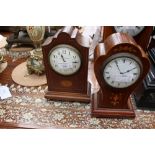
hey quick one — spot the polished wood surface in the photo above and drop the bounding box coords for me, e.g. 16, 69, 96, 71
0, 57, 26, 85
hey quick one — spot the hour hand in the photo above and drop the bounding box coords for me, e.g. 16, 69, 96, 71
122, 67, 136, 74
61, 55, 66, 62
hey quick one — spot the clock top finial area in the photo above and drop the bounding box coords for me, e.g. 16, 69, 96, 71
103, 26, 153, 51
105, 33, 136, 47
103, 33, 146, 57
57, 26, 77, 38
42, 26, 90, 48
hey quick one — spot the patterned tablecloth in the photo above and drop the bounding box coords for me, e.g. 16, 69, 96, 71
0, 83, 155, 129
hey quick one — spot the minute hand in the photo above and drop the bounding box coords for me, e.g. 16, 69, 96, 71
121, 67, 137, 74
115, 61, 122, 73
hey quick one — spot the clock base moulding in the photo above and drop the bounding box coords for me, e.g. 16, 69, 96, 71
45, 82, 91, 103
91, 89, 135, 118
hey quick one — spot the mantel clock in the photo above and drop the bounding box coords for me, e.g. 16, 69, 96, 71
91, 33, 150, 118
42, 26, 91, 102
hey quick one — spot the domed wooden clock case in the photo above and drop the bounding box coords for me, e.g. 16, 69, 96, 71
91, 33, 150, 118
42, 26, 91, 103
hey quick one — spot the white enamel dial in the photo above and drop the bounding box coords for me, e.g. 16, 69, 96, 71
49, 44, 81, 75
114, 26, 145, 37
103, 54, 141, 88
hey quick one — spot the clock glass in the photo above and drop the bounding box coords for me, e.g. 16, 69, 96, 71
49, 44, 81, 75
114, 26, 145, 37
103, 54, 141, 88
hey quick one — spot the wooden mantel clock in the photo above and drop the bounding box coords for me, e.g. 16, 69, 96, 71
42, 26, 91, 102
103, 26, 153, 51
91, 33, 150, 118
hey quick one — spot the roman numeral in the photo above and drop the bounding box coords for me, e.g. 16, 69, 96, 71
63, 50, 66, 54
53, 55, 57, 58
73, 55, 76, 59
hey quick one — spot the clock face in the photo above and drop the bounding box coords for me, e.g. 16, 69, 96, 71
114, 26, 145, 37
103, 54, 141, 88
49, 44, 81, 76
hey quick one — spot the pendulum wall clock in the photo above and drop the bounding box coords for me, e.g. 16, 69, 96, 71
91, 32, 150, 118
42, 26, 91, 103
103, 26, 153, 51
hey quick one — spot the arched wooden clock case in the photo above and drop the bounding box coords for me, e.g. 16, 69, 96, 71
91, 33, 150, 118
42, 26, 91, 102
103, 26, 153, 51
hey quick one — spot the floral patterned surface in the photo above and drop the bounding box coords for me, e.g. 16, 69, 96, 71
0, 83, 155, 129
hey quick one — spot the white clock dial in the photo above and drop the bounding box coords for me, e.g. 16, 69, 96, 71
114, 26, 145, 37
103, 55, 141, 88
49, 44, 81, 75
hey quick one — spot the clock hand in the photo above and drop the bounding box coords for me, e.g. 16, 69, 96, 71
58, 61, 79, 64
121, 67, 137, 74
61, 55, 66, 62
115, 60, 122, 74
72, 61, 79, 63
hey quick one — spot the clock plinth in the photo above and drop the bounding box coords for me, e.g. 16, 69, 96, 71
91, 89, 135, 118
45, 82, 91, 102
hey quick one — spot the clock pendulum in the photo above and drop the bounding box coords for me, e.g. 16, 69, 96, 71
91, 32, 150, 118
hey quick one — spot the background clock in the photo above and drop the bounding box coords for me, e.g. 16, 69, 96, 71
91, 33, 150, 118
103, 26, 153, 51
42, 26, 91, 102
114, 26, 145, 37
